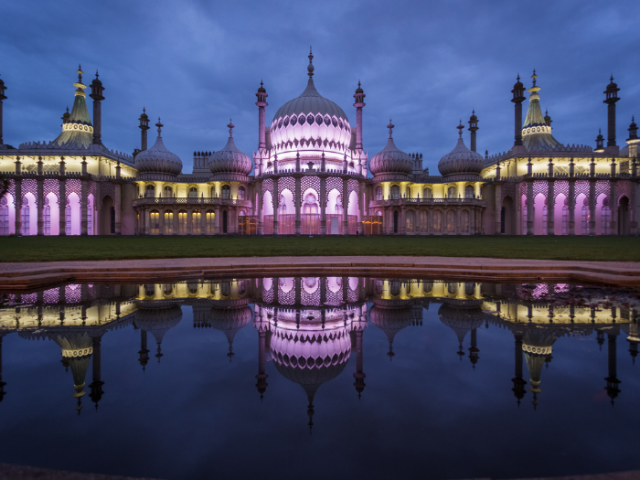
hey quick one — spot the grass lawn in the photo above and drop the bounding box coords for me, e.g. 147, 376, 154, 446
0, 235, 638, 263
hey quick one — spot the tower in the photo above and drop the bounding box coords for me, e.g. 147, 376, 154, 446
604, 76, 620, 154
544, 110, 552, 127
468, 110, 478, 152
255, 80, 268, 149
138, 108, 150, 151
595, 128, 605, 152
0, 74, 6, 146
353, 81, 366, 150
511, 74, 526, 151
89, 70, 105, 145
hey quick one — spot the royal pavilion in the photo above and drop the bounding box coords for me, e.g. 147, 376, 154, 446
0, 52, 638, 237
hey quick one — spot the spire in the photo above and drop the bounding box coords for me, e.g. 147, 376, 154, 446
227, 119, 235, 138
628, 116, 638, 140
457, 120, 464, 138
156, 117, 163, 137
521, 70, 561, 151
387, 119, 394, 139
544, 110, 552, 126
53, 66, 94, 148
307, 46, 314, 78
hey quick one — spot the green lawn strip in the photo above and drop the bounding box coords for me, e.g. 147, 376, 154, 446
0, 236, 638, 263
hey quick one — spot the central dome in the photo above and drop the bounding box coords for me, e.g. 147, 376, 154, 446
269, 51, 351, 156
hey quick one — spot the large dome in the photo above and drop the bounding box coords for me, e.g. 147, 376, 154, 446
437, 128, 484, 178
135, 120, 183, 179
269, 51, 352, 156
369, 121, 413, 178
209, 121, 253, 178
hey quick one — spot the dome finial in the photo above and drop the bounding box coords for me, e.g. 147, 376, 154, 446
387, 119, 394, 139
532, 69, 537, 87
457, 120, 464, 138
77, 64, 83, 83
227, 118, 235, 137
307, 47, 314, 78
156, 117, 163, 137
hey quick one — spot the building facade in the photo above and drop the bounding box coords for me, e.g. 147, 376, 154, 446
0, 59, 638, 237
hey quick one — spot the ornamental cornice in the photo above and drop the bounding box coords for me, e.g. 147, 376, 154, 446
62, 346, 93, 358
63, 123, 94, 134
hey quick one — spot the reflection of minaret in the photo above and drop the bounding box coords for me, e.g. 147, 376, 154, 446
605, 333, 621, 404
468, 328, 480, 368
523, 327, 560, 410
256, 329, 269, 399
352, 329, 366, 397
138, 330, 150, 370
511, 333, 527, 405
596, 329, 605, 351
89, 336, 104, 411
628, 315, 639, 364
52, 332, 94, 415
0, 335, 6, 403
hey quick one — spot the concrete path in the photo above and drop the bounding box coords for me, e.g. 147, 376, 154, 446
1, 256, 640, 289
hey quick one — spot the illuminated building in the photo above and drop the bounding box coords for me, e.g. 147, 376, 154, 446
1, 58, 638, 236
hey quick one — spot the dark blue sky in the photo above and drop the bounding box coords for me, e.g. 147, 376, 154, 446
1, 0, 639, 172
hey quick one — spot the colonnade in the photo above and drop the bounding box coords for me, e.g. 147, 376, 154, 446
135, 205, 242, 235
380, 205, 484, 235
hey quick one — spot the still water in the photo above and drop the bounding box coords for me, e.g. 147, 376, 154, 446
0, 278, 638, 480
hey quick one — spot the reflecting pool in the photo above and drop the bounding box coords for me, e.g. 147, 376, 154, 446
0, 278, 639, 480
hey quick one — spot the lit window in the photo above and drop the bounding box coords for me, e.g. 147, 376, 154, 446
21, 198, 30, 235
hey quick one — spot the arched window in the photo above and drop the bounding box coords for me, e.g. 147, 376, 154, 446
278, 195, 287, 213
44, 198, 51, 235
164, 211, 174, 234
21, 197, 30, 235
390, 281, 401, 296
164, 186, 173, 197
206, 211, 215, 234
562, 205, 569, 235
188, 187, 198, 198
150, 210, 160, 234
188, 283, 198, 295
542, 205, 548, 235
602, 198, 611, 234
222, 185, 231, 199
221, 281, 231, 297
581, 205, 589, 234
465, 185, 474, 198
447, 186, 456, 199
423, 188, 432, 199
238, 186, 246, 200
465, 282, 475, 296
192, 209, 201, 234
178, 210, 187, 234
390, 185, 400, 200
375, 186, 382, 201
0, 197, 9, 235
211, 187, 217, 198
405, 187, 411, 198
335, 194, 343, 214
303, 193, 318, 214
145, 184, 155, 197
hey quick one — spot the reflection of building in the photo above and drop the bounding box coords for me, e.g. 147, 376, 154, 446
2, 59, 639, 238
0, 278, 638, 418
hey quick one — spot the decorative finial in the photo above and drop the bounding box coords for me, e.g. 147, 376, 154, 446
156, 117, 163, 137
227, 119, 235, 137
387, 119, 394, 139
95, 69, 99, 79
143, 107, 146, 113
77, 64, 83, 83
307, 47, 314, 78
517, 73, 520, 82
260, 79, 263, 87
531, 69, 537, 87
457, 120, 464, 138
358, 80, 361, 88
611, 75, 614, 83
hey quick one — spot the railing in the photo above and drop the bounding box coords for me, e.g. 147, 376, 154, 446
133, 197, 253, 208
369, 197, 485, 207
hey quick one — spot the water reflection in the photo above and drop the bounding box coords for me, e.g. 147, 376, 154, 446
0, 278, 638, 422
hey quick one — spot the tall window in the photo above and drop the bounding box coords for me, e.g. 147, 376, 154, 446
581, 205, 589, 234
447, 186, 456, 199
602, 198, 611, 234
375, 186, 383, 201
192, 210, 201, 233
188, 187, 198, 198
542, 205, 548, 235
405, 187, 411, 199
222, 185, 231, 199
44, 199, 51, 235
562, 205, 568, 235
145, 184, 155, 197
110, 206, 116, 234
150, 210, 160, 234
178, 211, 187, 234
390, 185, 400, 200
423, 188, 432, 199
164, 186, 173, 197
164, 211, 174, 233
465, 185, 474, 198
238, 187, 246, 200
0, 197, 8, 235
206, 211, 215, 233
21, 198, 30, 235
303, 193, 318, 214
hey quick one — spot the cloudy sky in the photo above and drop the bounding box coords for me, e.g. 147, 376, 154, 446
1, 0, 639, 173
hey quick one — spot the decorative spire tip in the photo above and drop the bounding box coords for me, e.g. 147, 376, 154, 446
227, 118, 235, 137
387, 119, 394, 138
156, 117, 163, 137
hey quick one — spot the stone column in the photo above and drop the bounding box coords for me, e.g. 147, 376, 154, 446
114, 183, 122, 235
357, 181, 364, 234
200, 208, 206, 235
526, 181, 534, 235
14, 179, 22, 235
272, 177, 279, 235
547, 180, 555, 235
81, 180, 88, 236
610, 177, 618, 235
144, 208, 150, 235
399, 205, 406, 235
215, 207, 221, 234
295, 176, 301, 235
158, 208, 164, 235
186, 209, 192, 235
342, 178, 349, 235
495, 183, 502, 235
589, 179, 596, 236
257, 181, 264, 235
568, 180, 576, 235
320, 177, 326, 235
37, 178, 44, 236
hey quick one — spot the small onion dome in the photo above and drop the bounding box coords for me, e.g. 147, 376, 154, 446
135, 118, 183, 178
257, 80, 266, 94
355, 81, 364, 94
369, 120, 413, 177
134, 301, 183, 347
437, 121, 484, 178
209, 120, 252, 177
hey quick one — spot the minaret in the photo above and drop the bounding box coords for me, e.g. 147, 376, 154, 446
89, 336, 105, 411
138, 108, 150, 151
595, 129, 605, 152
353, 328, 366, 397
468, 328, 479, 368
512, 333, 527, 405
468, 110, 479, 152
0, 74, 7, 146
89, 70, 105, 145
626, 117, 639, 171
255, 328, 269, 399
138, 330, 150, 370
511, 74, 526, 151
605, 333, 621, 404
256, 80, 268, 150
544, 110, 552, 127
604, 76, 620, 154
353, 81, 366, 150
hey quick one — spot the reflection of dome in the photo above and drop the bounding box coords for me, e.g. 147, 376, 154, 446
369, 304, 415, 358
135, 301, 183, 361
369, 121, 413, 177
135, 120, 183, 178
438, 303, 485, 354
194, 305, 252, 360
50, 332, 94, 413
270, 50, 351, 156
437, 134, 484, 178
209, 120, 252, 178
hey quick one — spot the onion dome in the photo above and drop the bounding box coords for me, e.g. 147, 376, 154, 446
209, 120, 252, 179
369, 120, 413, 179
195, 305, 252, 360
369, 303, 415, 359
438, 303, 484, 358
51, 332, 94, 413
521, 70, 562, 151
53, 65, 94, 149
270, 48, 352, 156
522, 326, 561, 408
134, 118, 183, 179
437, 121, 485, 178
134, 301, 183, 362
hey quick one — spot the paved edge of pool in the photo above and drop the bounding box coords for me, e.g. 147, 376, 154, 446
0, 256, 639, 290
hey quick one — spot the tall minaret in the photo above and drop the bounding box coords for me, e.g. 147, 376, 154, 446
256, 80, 268, 150
89, 70, 105, 145
0, 74, 6, 146
353, 81, 366, 150
468, 110, 478, 152
138, 108, 150, 151
604, 76, 620, 154
511, 74, 526, 152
